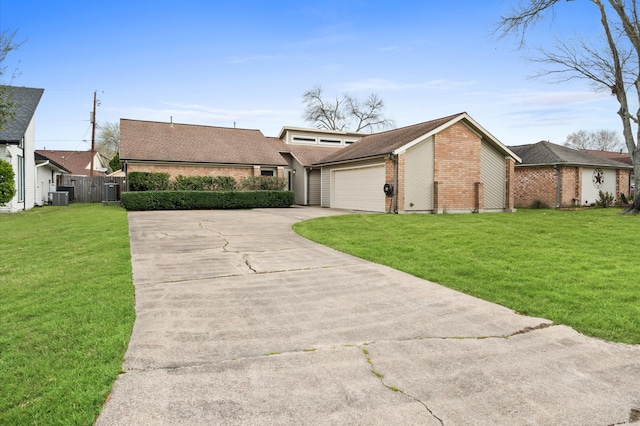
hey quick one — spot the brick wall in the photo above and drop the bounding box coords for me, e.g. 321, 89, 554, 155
127, 163, 255, 180
514, 166, 557, 208
433, 122, 481, 211
560, 166, 580, 206
617, 169, 631, 197
505, 158, 515, 210
384, 154, 405, 213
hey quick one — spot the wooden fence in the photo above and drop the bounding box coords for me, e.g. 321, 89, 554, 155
56, 175, 126, 203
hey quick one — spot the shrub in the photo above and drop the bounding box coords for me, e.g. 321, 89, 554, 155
530, 199, 549, 209
173, 175, 237, 191
239, 176, 287, 191
121, 190, 294, 211
128, 172, 171, 191
0, 158, 16, 205
595, 190, 615, 208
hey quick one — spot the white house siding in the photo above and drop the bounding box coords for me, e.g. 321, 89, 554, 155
291, 157, 306, 205
404, 136, 434, 211
308, 169, 321, 205
23, 117, 36, 210
582, 167, 616, 204
480, 140, 506, 210
35, 165, 59, 206
321, 168, 331, 207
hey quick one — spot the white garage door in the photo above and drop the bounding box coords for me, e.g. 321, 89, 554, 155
333, 165, 385, 212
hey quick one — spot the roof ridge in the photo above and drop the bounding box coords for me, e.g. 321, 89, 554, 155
120, 118, 264, 134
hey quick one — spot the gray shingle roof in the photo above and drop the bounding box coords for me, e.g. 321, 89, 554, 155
0, 86, 44, 143
120, 119, 289, 166
510, 141, 632, 169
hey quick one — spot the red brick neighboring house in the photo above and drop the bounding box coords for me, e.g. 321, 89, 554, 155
510, 141, 632, 208
314, 112, 520, 213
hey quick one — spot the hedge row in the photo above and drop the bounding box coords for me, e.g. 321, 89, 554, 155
127, 172, 287, 192
120, 190, 294, 211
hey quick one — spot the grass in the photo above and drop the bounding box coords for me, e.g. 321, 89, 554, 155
293, 208, 640, 345
0, 204, 135, 425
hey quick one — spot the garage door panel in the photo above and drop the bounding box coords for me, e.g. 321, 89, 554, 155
333, 165, 385, 212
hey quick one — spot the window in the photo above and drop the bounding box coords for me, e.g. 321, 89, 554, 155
17, 155, 24, 202
293, 136, 316, 143
345, 140, 355, 145
319, 139, 341, 144
261, 170, 274, 177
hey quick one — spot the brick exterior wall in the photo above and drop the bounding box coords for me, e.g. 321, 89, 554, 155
505, 158, 515, 211
126, 163, 264, 180
516, 165, 630, 208
432, 122, 481, 212
384, 154, 406, 213
560, 166, 580, 206
514, 166, 558, 208
617, 169, 631, 197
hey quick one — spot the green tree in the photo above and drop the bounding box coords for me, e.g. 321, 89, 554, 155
109, 152, 121, 172
0, 158, 16, 205
497, 1, 640, 213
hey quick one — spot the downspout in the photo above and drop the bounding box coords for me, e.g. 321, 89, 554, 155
393, 154, 398, 214
21, 136, 25, 211
35, 160, 50, 206
554, 164, 561, 208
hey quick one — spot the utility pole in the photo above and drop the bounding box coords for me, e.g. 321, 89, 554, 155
90, 90, 97, 177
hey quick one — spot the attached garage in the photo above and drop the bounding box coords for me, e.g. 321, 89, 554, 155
332, 164, 385, 212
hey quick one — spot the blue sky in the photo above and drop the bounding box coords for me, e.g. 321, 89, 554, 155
0, 0, 622, 151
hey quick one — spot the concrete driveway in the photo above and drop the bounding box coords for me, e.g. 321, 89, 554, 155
97, 207, 640, 425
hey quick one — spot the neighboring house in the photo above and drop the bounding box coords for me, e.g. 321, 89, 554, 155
510, 141, 633, 208
0, 86, 45, 212
119, 113, 520, 213
314, 112, 520, 213
34, 152, 70, 206
36, 150, 109, 176
579, 148, 632, 166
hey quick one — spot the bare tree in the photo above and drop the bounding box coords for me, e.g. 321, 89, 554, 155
565, 129, 624, 151
302, 86, 395, 132
497, 0, 640, 213
96, 122, 120, 160
0, 30, 24, 131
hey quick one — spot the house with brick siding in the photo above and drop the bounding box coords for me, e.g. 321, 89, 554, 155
120, 113, 520, 213
313, 112, 520, 213
510, 141, 632, 208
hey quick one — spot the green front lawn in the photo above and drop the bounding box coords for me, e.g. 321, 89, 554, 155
293, 208, 640, 345
0, 204, 135, 425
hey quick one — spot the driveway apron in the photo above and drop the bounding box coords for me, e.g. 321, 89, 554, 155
96, 207, 640, 425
